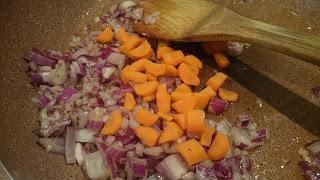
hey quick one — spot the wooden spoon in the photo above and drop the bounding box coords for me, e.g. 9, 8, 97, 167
134, 0, 320, 65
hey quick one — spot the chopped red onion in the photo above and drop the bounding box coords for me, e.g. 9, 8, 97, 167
100, 47, 113, 59
38, 137, 65, 154
237, 115, 250, 128
24, 48, 57, 67
57, 87, 79, 103
311, 86, 320, 96
196, 161, 217, 180
75, 143, 85, 165
306, 140, 320, 154
213, 159, 232, 179
298, 161, 320, 180
85, 120, 104, 131
65, 126, 76, 164
120, 84, 134, 94
135, 143, 144, 157
107, 52, 126, 69
40, 119, 71, 137
208, 98, 228, 115
37, 95, 50, 108
74, 129, 97, 143
143, 146, 164, 157
116, 128, 136, 145
130, 157, 147, 177
156, 154, 188, 180
31, 74, 46, 86
84, 151, 110, 179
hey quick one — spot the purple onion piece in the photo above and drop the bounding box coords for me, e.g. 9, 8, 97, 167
37, 95, 50, 108
196, 161, 217, 180
311, 86, 320, 96
40, 119, 71, 137
24, 48, 57, 67
57, 87, 79, 103
85, 120, 104, 131
208, 98, 228, 115
237, 115, 250, 128
65, 126, 76, 164
298, 161, 320, 180
100, 47, 113, 59
120, 84, 134, 94
156, 154, 188, 180
31, 74, 46, 86
115, 128, 136, 145
130, 157, 147, 177
213, 159, 232, 179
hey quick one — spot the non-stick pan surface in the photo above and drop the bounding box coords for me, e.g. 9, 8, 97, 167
0, 0, 319, 179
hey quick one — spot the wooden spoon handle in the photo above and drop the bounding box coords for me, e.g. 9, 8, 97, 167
234, 17, 320, 65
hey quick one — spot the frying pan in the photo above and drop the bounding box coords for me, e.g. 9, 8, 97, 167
0, 0, 319, 179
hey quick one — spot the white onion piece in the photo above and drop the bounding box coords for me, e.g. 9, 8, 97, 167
135, 143, 144, 157
216, 119, 232, 135
75, 143, 85, 165
84, 151, 110, 179
74, 129, 96, 143
156, 154, 188, 180
105, 136, 116, 146
120, 1, 136, 9
181, 171, 196, 180
143, 146, 164, 157
102, 67, 116, 79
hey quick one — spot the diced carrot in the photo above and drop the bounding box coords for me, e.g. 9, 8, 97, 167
186, 63, 199, 76
194, 86, 217, 109
171, 95, 197, 113
128, 40, 153, 60
156, 83, 171, 114
134, 81, 158, 96
157, 46, 173, 59
130, 59, 150, 72
202, 41, 228, 55
120, 65, 135, 84
134, 107, 159, 126
200, 86, 216, 98
157, 112, 173, 121
200, 127, 215, 147
214, 52, 230, 69
174, 84, 192, 93
194, 93, 209, 110
218, 88, 239, 102
96, 27, 113, 43
134, 126, 159, 147
158, 121, 183, 144
146, 73, 157, 81
163, 65, 178, 77
146, 62, 166, 77
143, 94, 156, 102
183, 55, 202, 69
178, 63, 200, 86
171, 92, 193, 102
124, 92, 136, 111
162, 50, 184, 66
176, 139, 208, 166
158, 128, 177, 144
207, 133, 229, 160
120, 35, 143, 54
101, 111, 122, 135
122, 71, 147, 83
173, 113, 187, 130
186, 109, 205, 134
164, 121, 184, 137
117, 27, 129, 44
206, 72, 228, 91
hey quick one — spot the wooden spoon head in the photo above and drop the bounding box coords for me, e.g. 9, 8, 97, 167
135, 0, 225, 41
